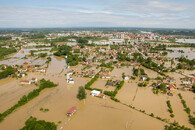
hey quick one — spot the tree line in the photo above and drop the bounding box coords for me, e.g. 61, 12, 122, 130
0, 47, 17, 59
0, 36, 11, 40
0, 66, 16, 79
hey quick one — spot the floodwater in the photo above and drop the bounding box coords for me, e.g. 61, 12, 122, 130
0, 55, 194, 129
140, 66, 159, 78
176, 39, 195, 44
0, 48, 52, 66
11, 48, 51, 58
116, 82, 195, 128
165, 72, 185, 88
46, 56, 66, 76
110, 66, 133, 80
167, 47, 195, 60
91, 79, 116, 91
0, 77, 36, 113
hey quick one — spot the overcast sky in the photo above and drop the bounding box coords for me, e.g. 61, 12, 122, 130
0, 0, 194, 28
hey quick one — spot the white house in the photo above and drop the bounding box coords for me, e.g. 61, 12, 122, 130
36, 68, 46, 73
140, 75, 148, 81
67, 77, 74, 83
90, 90, 101, 97
124, 75, 130, 80
182, 80, 191, 84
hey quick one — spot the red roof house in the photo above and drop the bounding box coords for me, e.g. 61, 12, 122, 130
66, 106, 77, 116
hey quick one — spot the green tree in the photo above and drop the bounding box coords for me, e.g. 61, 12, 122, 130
77, 86, 86, 100
122, 72, 125, 79
20, 116, 57, 130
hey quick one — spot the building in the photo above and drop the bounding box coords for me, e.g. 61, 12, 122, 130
168, 84, 176, 91
90, 90, 101, 96
140, 75, 148, 81
31, 78, 38, 83
67, 72, 74, 83
36, 68, 46, 73
124, 75, 130, 80
97, 93, 106, 99
20, 80, 31, 85
67, 77, 74, 83
109, 39, 125, 45
66, 106, 77, 116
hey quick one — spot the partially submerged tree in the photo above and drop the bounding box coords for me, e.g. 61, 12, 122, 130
77, 86, 86, 100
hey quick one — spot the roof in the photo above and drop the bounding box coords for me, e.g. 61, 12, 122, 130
169, 84, 176, 89
66, 106, 76, 114
91, 90, 100, 93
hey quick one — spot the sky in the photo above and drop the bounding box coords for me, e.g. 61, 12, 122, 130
0, 0, 194, 28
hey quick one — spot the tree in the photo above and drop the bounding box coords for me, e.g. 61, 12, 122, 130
133, 68, 139, 76
77, 86, 86, 100
0, 66, 16, 79
20, 116, 57, 130
162, 51, 168, 56
171, 58, 175, 65
192, 84, 195, 93
122, 72, 125, 79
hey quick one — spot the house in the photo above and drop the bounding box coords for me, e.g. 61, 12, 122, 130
36, 68, 46, 73
106, 80, 120, 86
22, 68, 28, 72
191, 78, 195, 83
157, 81, 162, 86
67, 77, 74, 83
124, 75, 130, 80
184, 84, 192, 89
97, 93, 106, 99
20, 80, 31, 85
66, 106, 77, 116
28, 65, 35, 70
31, 78, 38, 83
168, 84, 176, 91
166, 77, 175, 83
165, 83, 170, 88
140, 75, 148, 81
103, 75, 111, 79
99, 72, 111, 79
23, 62, 29, 66
20, 72, 25, 77
181, 80, 191, 84
75, 70, 80, 74
90, 90, 101, 96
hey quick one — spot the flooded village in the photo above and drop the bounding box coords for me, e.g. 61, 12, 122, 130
0, 29, 195, 130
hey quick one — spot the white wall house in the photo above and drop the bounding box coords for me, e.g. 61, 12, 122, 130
90, 90, 101, 97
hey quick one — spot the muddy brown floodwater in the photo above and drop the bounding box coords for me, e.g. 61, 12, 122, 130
0, 78, 36, 113
0, 56, 194, 130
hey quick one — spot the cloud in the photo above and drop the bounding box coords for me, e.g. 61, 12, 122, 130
0, 0, 194, 28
